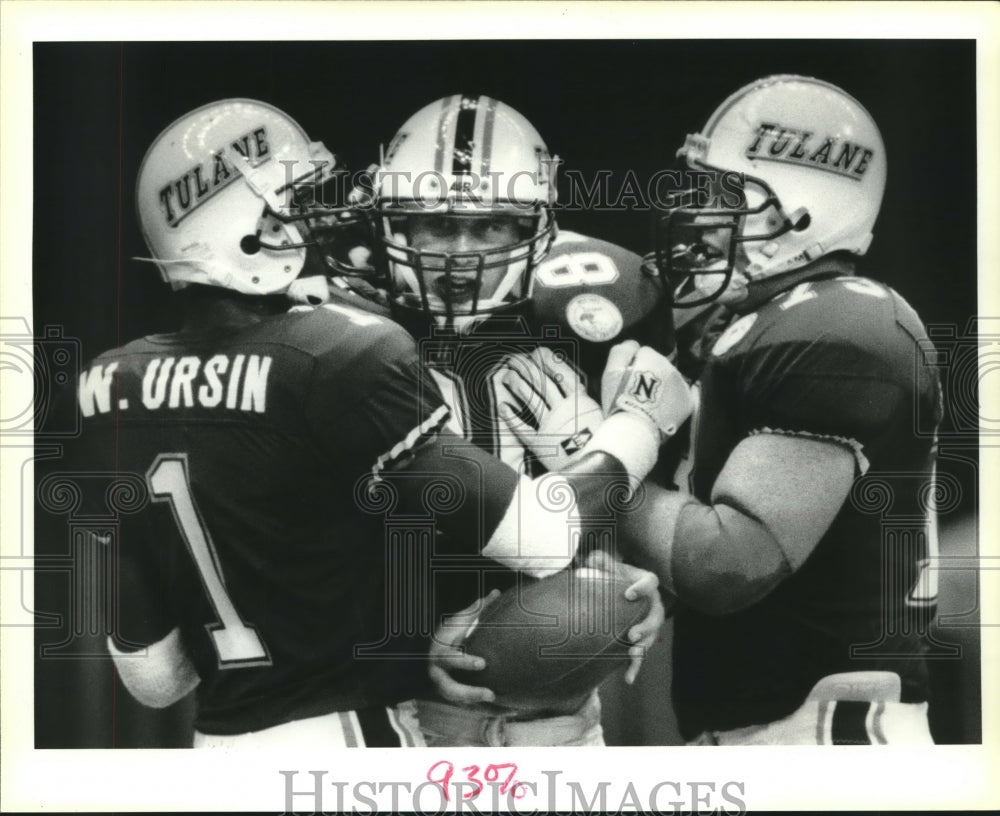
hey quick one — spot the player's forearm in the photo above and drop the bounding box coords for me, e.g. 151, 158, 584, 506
482, 411, 663, 575
480, 436, 656, 577
621, 433, 856, 613
395, 421, 654, 578
558, 447, 637, 564
480, 451, 630, 578
620, 486, 791, 615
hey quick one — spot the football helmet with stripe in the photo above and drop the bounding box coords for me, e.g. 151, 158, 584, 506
371, 95, 559, 328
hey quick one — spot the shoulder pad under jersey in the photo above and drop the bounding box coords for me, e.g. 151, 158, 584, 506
532, 231, 668, 341
530, 231, 673, 384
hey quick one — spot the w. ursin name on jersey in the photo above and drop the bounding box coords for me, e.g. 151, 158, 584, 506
78, 354, 272, 417
745, 122, 874, 180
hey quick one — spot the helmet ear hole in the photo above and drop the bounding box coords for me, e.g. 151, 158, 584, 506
792, 211, 811, 231
240, 235, 262, 255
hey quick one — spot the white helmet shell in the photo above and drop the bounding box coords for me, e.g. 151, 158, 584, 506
136, 98, 336, 295
681, 75, 887, 279
376, 94, 558, 210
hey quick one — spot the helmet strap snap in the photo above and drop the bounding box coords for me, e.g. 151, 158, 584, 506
803, 242, 824, 261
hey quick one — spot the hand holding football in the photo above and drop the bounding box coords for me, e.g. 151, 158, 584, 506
450, 568, 652, 710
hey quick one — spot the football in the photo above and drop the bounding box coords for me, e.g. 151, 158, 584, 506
452, 568, 652, 709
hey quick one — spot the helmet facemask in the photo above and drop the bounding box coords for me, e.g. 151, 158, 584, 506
652, 162, 808, 309
241, 155, 369, 282
369, 94, 560, 332
376, 206, 554, 330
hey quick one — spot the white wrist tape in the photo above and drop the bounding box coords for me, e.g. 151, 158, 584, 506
482, 473, 581, 578
584, 411, 661, 482
107, 629, 200, 709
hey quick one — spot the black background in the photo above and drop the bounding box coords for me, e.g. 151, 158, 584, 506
33, 40, 977, 355
32, 40, 980, 748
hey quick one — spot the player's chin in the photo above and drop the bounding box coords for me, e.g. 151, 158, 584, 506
430, 280, 479, 308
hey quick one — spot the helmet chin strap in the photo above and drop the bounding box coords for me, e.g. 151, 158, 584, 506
230, 150, 298, 214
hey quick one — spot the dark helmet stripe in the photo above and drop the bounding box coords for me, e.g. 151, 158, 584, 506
452, 95, 480, 176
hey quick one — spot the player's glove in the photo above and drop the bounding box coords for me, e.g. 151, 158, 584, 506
601, 340, 694, 441
497, 347, 604, 471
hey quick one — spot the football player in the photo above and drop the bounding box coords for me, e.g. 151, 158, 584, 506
603, 75, 944, 744
81, 99, 685, 748
361, 95, 690, 746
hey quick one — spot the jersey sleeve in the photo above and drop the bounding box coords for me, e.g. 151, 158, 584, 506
303, 324, 448, 470
303, 323, 521, 552
112, 529, 177, 650
738, 334, 904, 471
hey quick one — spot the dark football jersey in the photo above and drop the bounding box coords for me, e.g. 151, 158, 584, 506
77, 302, 456, 734
671, 273, 944, 738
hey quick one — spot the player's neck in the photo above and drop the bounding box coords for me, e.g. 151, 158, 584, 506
177, 285, 289, 334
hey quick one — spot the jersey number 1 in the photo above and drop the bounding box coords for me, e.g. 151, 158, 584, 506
147, 454, 271, 668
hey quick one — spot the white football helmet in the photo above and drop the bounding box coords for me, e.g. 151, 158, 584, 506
136, 98, 353, 296
655, 75, 887, 306
371, 95, 559, 327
